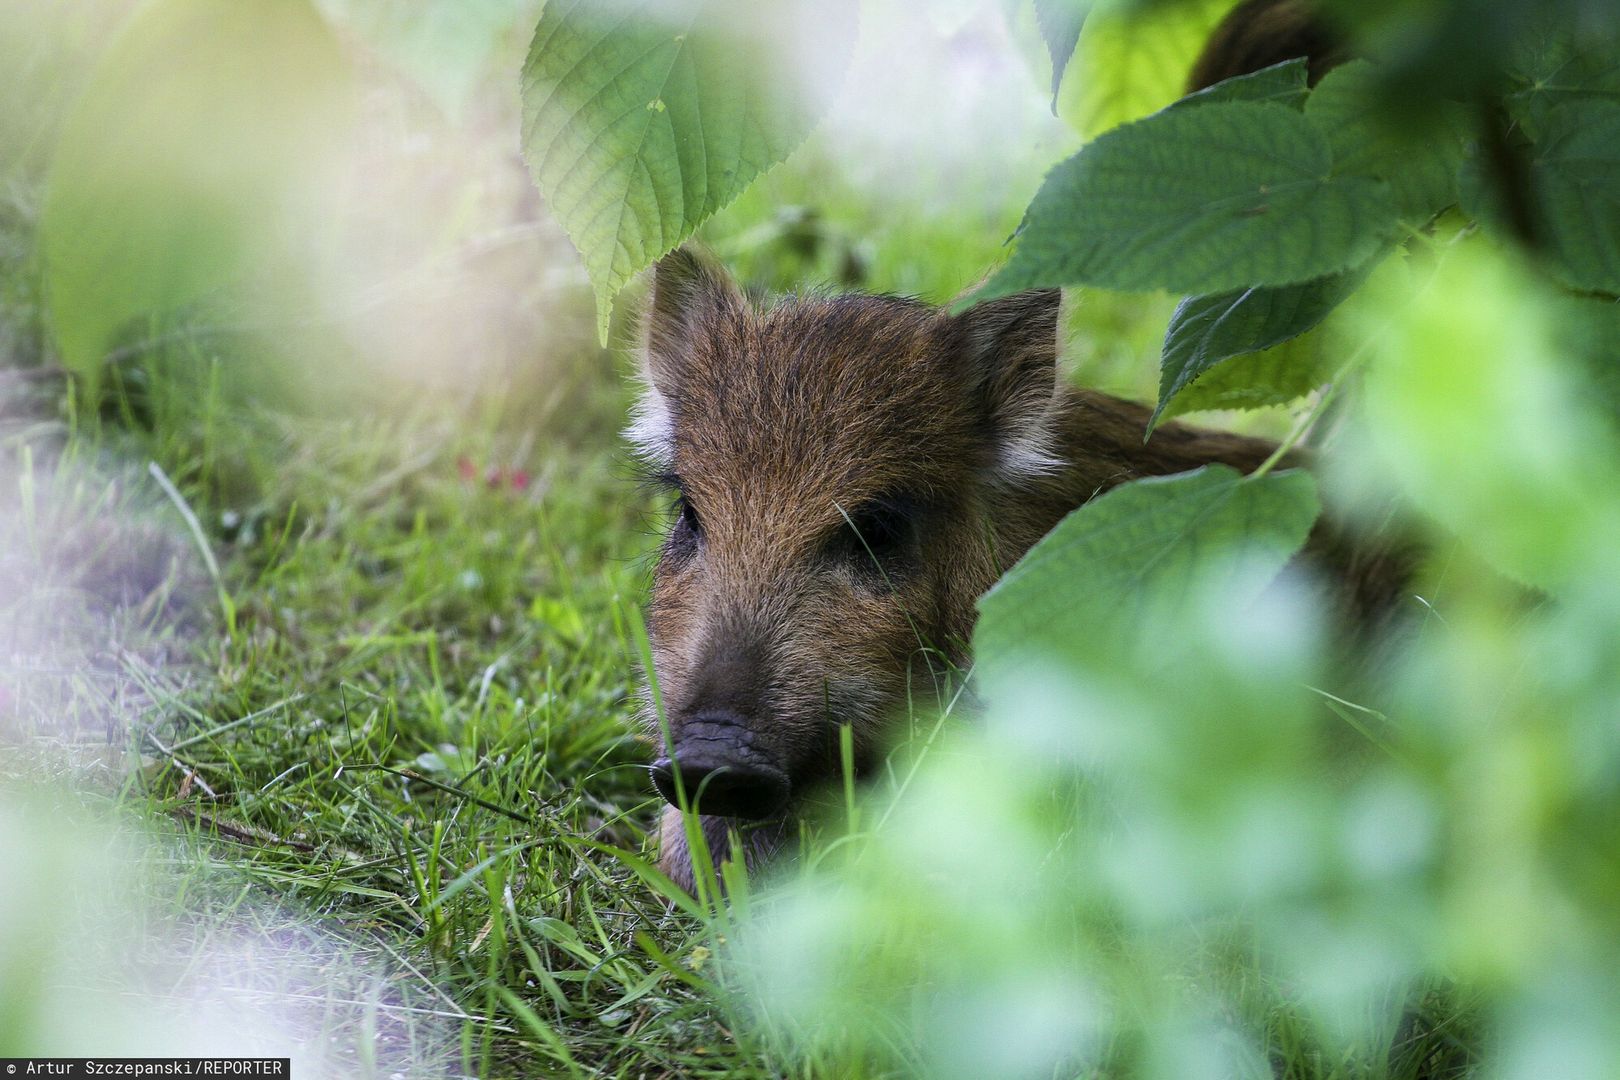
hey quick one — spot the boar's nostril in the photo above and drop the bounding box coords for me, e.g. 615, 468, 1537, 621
649, 755, 791, 820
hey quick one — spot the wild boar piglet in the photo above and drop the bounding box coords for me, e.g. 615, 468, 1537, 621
628, 249, 1408, 890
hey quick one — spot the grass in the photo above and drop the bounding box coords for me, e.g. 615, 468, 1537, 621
3, 348, 784, 1074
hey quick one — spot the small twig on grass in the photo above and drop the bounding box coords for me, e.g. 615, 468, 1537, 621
145, 728, 218, 798
171, 805, 316, 852
335, 763, 541, 826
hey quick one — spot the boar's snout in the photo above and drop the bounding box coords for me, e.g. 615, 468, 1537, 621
650, 710, 791, 819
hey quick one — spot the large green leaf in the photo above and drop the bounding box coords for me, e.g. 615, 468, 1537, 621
520, 0, 855, 340
40, 0, 353, 394
1304, 60, 1467, 224
1154, 262, 1371, 427
1527, 99, 1620, 294
979, 102, 1396, 300
975, 466, 1321, 671
1057, 0, 1236, 140
1504, 21, 1620, 140
1168, 58, 1309, 113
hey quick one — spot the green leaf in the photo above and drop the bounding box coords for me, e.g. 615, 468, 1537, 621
520, 0, 855, 341
976, 465, 1321, 671
1168, 57, 1309, 112
1504, 21, 1620, 140
1303, 60, 1468, 223
980, 102, 1396, 300
1057, 0, 1236, 140
1034, 0, 1090, 110
1154, 262, 1371, 427
39, 0, 354, 395
1159, 326, 1333, 422
1526, 99, 1620, 294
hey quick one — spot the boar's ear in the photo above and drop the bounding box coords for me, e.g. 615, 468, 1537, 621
643, 246, 744, 389
630, 246, 744, 466
952, 288, 1064, 483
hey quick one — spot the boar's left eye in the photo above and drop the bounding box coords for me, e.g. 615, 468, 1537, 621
667, 492, 703, 559
834, 496, 917, 579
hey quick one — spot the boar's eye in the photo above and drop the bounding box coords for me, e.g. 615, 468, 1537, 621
668, 492, 703, 558
833, 496, 918, 583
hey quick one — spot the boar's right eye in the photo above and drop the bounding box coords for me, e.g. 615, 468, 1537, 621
831, 495, 919, 586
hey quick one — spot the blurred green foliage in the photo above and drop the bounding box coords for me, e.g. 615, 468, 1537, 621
315, 0, 538, 119
41, 0, 356, 397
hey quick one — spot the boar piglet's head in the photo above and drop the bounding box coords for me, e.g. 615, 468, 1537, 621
629, 247, 1062, 823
